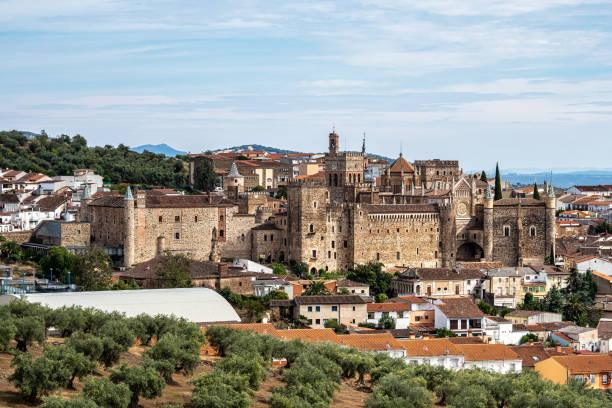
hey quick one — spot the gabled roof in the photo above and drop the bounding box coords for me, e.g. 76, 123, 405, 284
400, 338, 463, 356
509, 345, 564, 367
457, 344, 520, 361
338, 333, 405, 351
546, 354, 612, 373
367, 303, 410, 312
336, 279, 368, 288
295, 295, 367, 305
435, 297, 484, 318
399, 268, 484, 281
389, 154, 414, 173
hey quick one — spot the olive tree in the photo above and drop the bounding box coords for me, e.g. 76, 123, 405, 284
8, 352, 71, 402
82, 376, 132, 408
109, 363, 165, 408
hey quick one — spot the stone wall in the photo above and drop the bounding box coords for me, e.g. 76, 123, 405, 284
59, 222, 90, 248
3, 230, 33, 244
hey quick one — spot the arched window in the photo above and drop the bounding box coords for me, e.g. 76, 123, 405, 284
504, 225, 511, 237
530, 226, 536, 237
328, 174, 332, 186
309, 224, 314, 233
334, 174, 338, 186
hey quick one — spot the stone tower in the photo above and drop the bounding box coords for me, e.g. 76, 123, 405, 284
483, 184, 494, 262
439, 199, 457, 267
544, 183, 556, 261
79, 184, 92, 222
123, 186, 135, 268
329, 131, 339, 155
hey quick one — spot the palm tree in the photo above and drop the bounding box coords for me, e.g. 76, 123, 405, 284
303, 280, 327, 296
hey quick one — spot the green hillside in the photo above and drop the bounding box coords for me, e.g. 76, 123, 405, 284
0, 130, 187, 186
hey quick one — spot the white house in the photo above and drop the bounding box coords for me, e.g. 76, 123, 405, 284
252, 279, 294, 299
400, 338, 465, 370
367, 303, 411, 329
484, 316, 514, 344
433, 297, 486, 337
233, 259, 273, 274
575, 256, 612, 276
457, 344, 523, 373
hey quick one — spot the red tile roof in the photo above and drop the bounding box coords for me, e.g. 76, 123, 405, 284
367, 303, 410, 312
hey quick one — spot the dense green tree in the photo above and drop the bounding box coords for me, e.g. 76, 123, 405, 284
39, 246, 73, 282
595, 221, 612, 234
82, 376, 132, 408
71, 246, 112, 290
303, 280, 328, 296
144, 332, 203, 376
365, 373, 433, 408
520, 292, 540, 311
346, 262, 393, 298
0, 240, 23, 263
0, 309, 16, 351
0, 131, 187, 186
324, 318, 348, 334
66, 332, 104, 362
519, 333, 539, 344
47, 344, 97, 389
252, 185, 265, 192
9, 352, 71, 402
14, 315, 46, 352
435, 328, 457, 338
542, 286, 565, 313
193, 159, 217, 192
480, 171, 487, 182
563, 293, 587, 326
478, 300, 497, 315
275, 185, 287, 199
42, 397, 100, 408
215, 352, 268, 390
52, 306, 87, 337
191, 371, 253, 408
533, 182, 541, 200
377, 315, 396, 330
494, 163, 503, 201
270, 262, 286, 275
157, 252, 192, 288
109, 364, 166, 408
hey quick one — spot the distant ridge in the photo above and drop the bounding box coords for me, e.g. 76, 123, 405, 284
130, 143, 187, 157
210, 144, 392, 161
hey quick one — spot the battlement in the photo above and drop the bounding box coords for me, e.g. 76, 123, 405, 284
342, 152, 365, 158
287, 178, 325, 187
414, 159, 459, 166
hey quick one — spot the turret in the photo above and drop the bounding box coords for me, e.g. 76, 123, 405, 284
123, 186, 135, 268
224, 162, 244, 198
483, 184, 494, 261
440, 203, 456, 267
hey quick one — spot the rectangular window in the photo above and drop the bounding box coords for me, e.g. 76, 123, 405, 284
194, 215, 198, 222
352, 306, 356, 311
332, 306, 338, 312
368, 312, 375, 319
315, 319, 320, 325
175, 215, 180, 222
396, 252, 400, 260
603, 374, 608, 385
331, 241, 335, 248
158, 216, 163, 223
219, 229, 224, 237
344, 240, 348, 248
312, 250, 317, 258
590, 375, 596, 384
450, 320, 459, 330
308, 306, 312, 312
175, 232, 180, 240
328, 251, 331, 258
315, 306, 320, 312
376, 253, 380, 260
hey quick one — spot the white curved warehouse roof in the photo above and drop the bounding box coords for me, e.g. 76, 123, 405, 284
20, 288, 240, 323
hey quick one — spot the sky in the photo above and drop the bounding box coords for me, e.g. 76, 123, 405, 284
2, 0, 612, 171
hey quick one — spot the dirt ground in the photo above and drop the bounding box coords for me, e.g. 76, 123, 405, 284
1, 339, 373, 408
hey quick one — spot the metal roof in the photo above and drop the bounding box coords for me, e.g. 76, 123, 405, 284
19, 287, 240, 323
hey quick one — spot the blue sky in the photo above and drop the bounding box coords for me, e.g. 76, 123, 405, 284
2, 0, 612, 171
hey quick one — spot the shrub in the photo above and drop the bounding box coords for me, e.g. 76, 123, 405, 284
366, 372, 433, 408
191, 371, 253, 408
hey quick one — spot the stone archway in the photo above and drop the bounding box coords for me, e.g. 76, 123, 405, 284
457, 242, 484, 261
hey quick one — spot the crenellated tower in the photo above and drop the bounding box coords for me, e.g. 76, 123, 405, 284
123, 186, 135, 268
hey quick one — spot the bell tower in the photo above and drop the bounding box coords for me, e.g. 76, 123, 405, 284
329, 131, 339, 155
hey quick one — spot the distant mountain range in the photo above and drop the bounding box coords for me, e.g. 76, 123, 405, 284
130, 143, 187, 157
500, 170, 612, 189
210, 144, 393, 161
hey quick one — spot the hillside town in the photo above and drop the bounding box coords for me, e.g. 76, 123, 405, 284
1, 130, 612, 408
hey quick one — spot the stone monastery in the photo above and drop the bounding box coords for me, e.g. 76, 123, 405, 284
82, 132, 555, 273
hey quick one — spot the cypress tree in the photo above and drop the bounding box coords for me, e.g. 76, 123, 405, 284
494, 163, 503, 200
533, 182, 541, 200
480, 171, 487, 182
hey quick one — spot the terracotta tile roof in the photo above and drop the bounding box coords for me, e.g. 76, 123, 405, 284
447, 336, 484, 344
295, 295, 367, 305
548, 354, 612, 373
35, 195, 69, 211
223, 323, 277, 335
338, 333, 405, 351
389, 155, 414, 173
506, 310, 545, 318
367, 303, 410, 312
512, 324, 529, 331
509, 345, 564, 367
553, 331, 576, 343
525, 324, 545, 331
435, 297, 484, 318
597, 319, 612, 340
392, 296, 429, 304
336, 279, 368, 288
457, 344, 520, 361
593, 271, 612, 282
399, 338, 463, 356
486, 316, 512, 323
273, 328, 338, 343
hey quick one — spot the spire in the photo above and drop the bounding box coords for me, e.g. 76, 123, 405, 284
362, 132, 366, 155
485, 183, 492, 199
124, 186, 134, 200
82, 184, 91, 200
227, 162, 243, 178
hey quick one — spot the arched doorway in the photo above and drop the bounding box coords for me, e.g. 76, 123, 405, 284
457, 242, 484, 261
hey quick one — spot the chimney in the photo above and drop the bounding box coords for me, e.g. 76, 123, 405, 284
218, 263, 228, 276
556, 345, 562, 353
